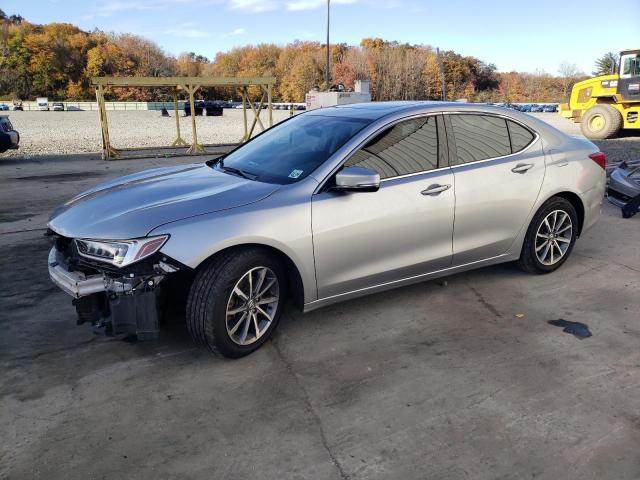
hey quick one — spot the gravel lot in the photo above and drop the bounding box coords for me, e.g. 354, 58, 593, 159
3, 109, 639, 167
3, 109, 295, 156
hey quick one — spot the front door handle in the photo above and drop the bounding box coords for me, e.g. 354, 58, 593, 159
421, 184, 451, 196
511, 163, 534, 174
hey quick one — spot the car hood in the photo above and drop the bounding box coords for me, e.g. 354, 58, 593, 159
48, 163, 279, 239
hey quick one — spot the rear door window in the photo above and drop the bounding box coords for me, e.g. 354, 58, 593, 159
449, 114, 511, 164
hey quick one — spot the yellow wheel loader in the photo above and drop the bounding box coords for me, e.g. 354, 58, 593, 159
559, 49, 639, 139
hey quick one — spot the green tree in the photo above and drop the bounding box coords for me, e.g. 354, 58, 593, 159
593, 52, 619, 76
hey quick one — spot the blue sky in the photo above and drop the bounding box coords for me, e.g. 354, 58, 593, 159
4, 0, 639, 74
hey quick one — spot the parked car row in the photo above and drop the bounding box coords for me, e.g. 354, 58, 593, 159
0, 100, 64, 111
491, 103, 558, 113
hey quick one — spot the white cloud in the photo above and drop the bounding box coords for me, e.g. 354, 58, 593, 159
227, 0, 357, 12
286, 0, 356, 11
220, 27, 248, 37
228, 0, 279, 12
164, 23, 211, 38
83, 0, 218, 19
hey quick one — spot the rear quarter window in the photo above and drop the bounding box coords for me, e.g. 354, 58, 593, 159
507, 120, 535, 152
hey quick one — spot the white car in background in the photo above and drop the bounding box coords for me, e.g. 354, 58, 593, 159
36, 97, 49, 111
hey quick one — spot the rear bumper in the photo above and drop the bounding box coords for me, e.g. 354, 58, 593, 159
2, 130, 19, 149
580, 179, 607, 235
608, 187, 640, 213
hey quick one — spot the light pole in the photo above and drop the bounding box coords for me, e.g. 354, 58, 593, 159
325, 0, 330, 91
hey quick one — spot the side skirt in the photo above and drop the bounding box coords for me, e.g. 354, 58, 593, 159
303, 252, 518, 313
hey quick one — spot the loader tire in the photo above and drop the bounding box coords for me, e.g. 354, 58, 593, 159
580, 104, 622, 140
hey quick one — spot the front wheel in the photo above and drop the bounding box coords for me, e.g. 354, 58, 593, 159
186, 248, 286, 358
518, 197, 578, 274
580, 104, 622, 140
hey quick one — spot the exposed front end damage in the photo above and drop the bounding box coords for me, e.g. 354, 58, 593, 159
47, 232, 186, 340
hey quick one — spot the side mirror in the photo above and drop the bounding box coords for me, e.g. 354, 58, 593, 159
334, 166, 380, 192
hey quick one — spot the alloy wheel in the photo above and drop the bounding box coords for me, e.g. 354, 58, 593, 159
535, 210, 573, 266
225, 266, 280, 346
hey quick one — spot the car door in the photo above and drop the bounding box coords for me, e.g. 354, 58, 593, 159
445, 113, 545, 265
312, 114, 455, 299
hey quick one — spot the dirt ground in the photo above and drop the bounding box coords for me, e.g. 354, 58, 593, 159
0, 113, 639, 480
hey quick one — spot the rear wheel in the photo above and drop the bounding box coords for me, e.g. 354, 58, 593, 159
186, 248, 285, 358
518, 197, 578, 274
580, 104, 622, 140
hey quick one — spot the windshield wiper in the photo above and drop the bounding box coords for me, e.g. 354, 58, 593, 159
209, 157, 258, 180
219, 163, 258, 182
221, 166, 256, 179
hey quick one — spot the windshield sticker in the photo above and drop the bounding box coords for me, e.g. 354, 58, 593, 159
288, 169, 303, 179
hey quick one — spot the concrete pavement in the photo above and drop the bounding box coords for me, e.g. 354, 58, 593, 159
1, 150, 639, 479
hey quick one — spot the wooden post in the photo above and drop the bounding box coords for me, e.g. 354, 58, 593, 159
171, 87, 188, 148
186, 84, 205, 154
95, 84, 116, 160
246, 90, 266, 139
267, 83, 273, 127
241, 87, 248, 142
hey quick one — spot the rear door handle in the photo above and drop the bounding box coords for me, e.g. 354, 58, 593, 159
511, 163, 534, 174
421, 184, 451, 196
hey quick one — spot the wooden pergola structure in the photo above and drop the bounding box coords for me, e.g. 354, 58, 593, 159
91, 76, 276, 160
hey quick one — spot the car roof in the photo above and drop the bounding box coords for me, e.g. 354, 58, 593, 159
305, 101, 576, 147
305, 101, 471, 120
304, 100, 544, 121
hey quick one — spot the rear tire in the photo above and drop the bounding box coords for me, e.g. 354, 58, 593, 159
186, 248, 286, 358
518, 197, 578, 274
580, 104, 622, 140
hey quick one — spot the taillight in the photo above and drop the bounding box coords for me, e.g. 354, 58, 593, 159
589, 152, 606, 170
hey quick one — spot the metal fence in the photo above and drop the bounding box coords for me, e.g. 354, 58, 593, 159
13, 101, 188, 111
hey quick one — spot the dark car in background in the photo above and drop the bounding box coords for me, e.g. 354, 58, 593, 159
184, 100, 205, 116
543, 104, 558, 113
608, 160, 640, 217
530, 104, 544, 112
0, 115, 20, 152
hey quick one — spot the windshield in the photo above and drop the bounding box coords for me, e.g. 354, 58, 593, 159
620, 54, 640, 78
213, 113, 372, 184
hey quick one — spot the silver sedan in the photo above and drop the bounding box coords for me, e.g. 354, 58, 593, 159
47, 102, 606, 357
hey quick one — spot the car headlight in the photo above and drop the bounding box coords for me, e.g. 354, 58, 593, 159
75, 235, 169, 267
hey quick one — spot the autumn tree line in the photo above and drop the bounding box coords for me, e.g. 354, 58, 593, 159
1, 13, 605, 104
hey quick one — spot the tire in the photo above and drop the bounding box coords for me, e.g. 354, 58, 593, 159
518, 197, 578, 274
186, 248, 286, 358
580, 104, 622, 140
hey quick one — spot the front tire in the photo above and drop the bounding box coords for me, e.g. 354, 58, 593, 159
580, 104, 622, 140
186, 248, 286, 358
518, 197, 578, 274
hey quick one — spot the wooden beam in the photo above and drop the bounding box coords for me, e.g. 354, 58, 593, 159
91, 76, 276, 88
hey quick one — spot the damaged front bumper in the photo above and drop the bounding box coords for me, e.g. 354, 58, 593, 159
48, 245, 178, 340
49, 248, 109, 298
